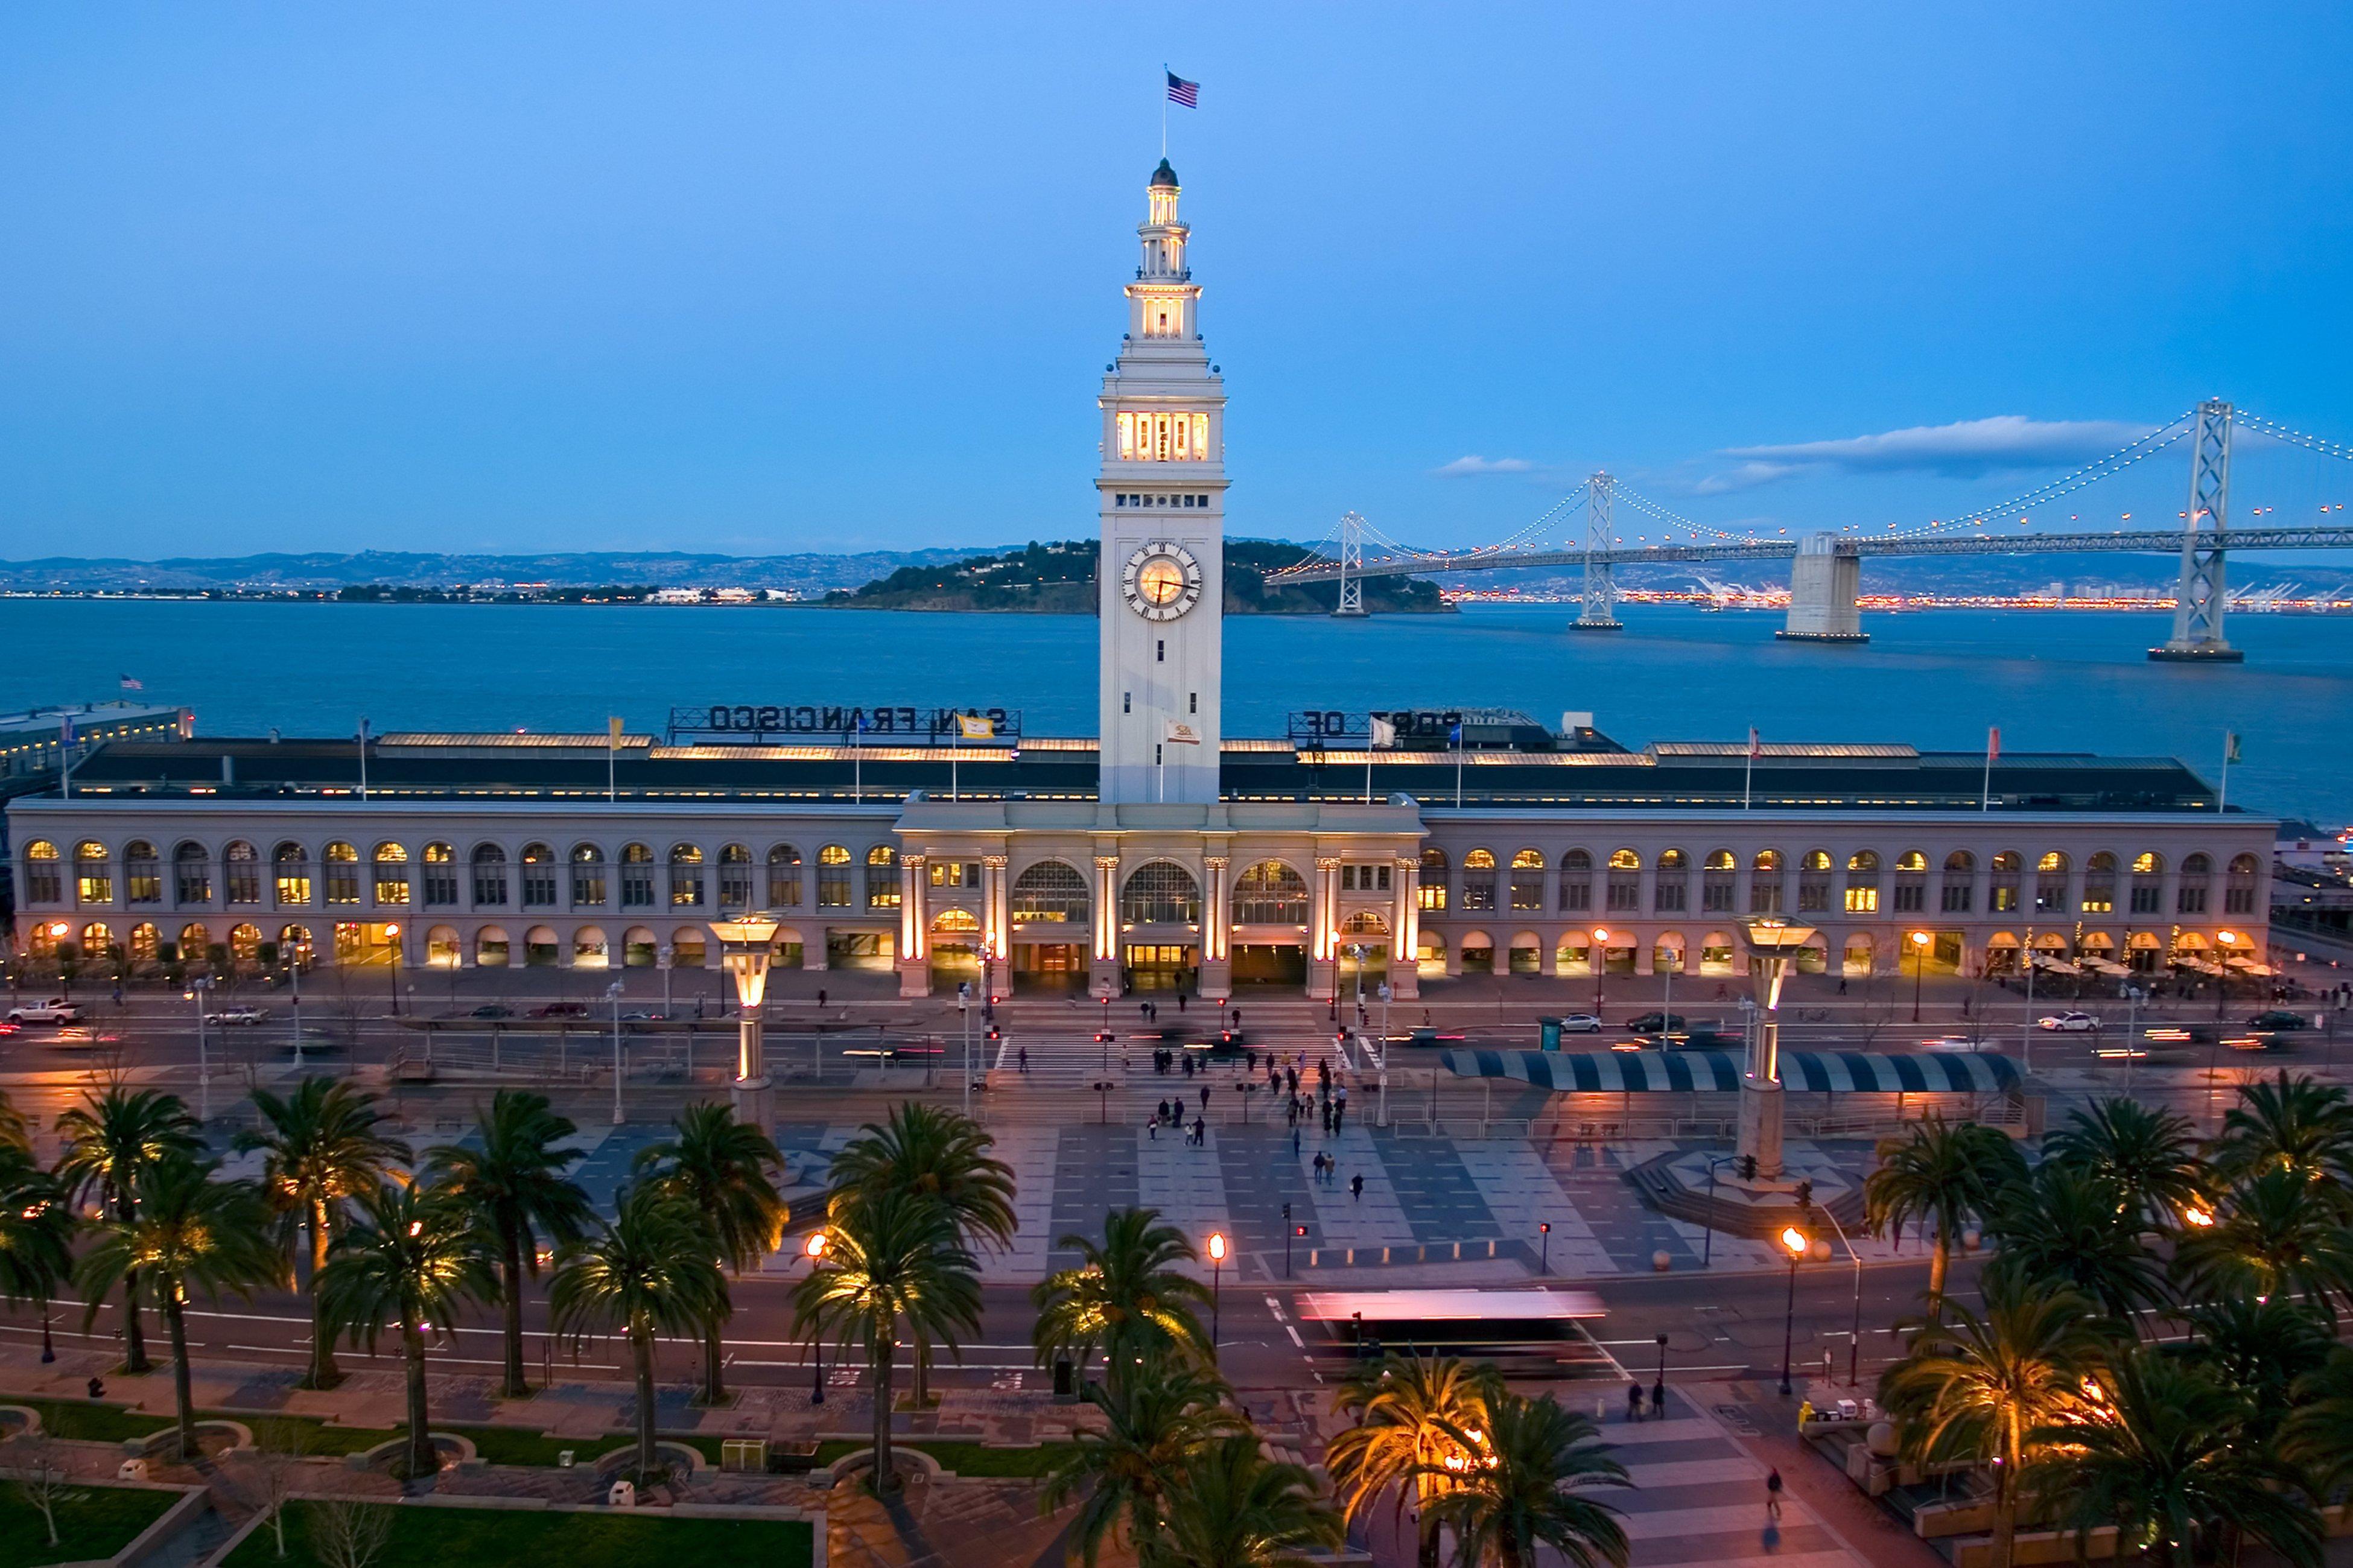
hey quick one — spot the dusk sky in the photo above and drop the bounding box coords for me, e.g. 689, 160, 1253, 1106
4, 4, 2351, 559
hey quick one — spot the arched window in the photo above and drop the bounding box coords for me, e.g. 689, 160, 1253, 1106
370, 842, 410, 906
174, 842, 211, 906
620, 843, 655, 908
1607, 849, 1642, 913
1749, 848, 1783, 913
2224, 852, 2259, 915
520, 843, 557, 908
72, 840, 113, 906
1558, 848, 1593, 913
1892, 849, 1927, 912
2082, 852, 2117, 914
129, 922, 159, 963
1990, 851, 2023, 913
323, 841, 360, 905
279, 924, 313, 966
124, 840, 160, 905
471, 843, 509, 907
271, 842, 308, 908
81, 921, 113, 959
718, 843, 753, 911
1122, 862, 1201, 924
179, 922, 211, 965
1461, 849, 1497, 911
1940, 849, 1975, 913
816, 845, 853, 908
421, 842, 457, 907
1796, 850, 1831, 913
864, 845, 898, 910
1654, 849, 1689, 913
1232, 861, 1308, 924
1509, 849, 1545, 911
570, 844, 606, 908
1701, 849, 1736, 912
2129, 851, 2163, 913
22, 839, 62, 905
1843, 849, 1880, 913
1011, 860, 1090, 925
1339, 909, 1389, 936
225, 840, 261, 906
229, 922, 262, 964
668, 843, 705, 908
2033, 850, 2070, 913
1418, 846, 1449, 912
766, 845, 801, 908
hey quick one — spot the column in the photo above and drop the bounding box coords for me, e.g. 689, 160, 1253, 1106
982, 854, 1011, 998
897, 854, 930, 998
1091, 855, 1122, 997
1307, 855, 1340, 1000
1198, 855, 1232, 1001
1388, 857, 1420, 1000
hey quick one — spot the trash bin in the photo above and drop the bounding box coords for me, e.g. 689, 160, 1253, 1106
1538, 1017, 1564, 1051
1053, 1356, 1075, 1401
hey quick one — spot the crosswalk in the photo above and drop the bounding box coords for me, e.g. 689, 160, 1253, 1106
1600, 1401, 1871, 1568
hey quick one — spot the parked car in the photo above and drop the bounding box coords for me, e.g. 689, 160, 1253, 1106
1626, 1012, 1687, 1033
2246, 1010, 2313, 1032
213, 1005, 268, 1026
1557, 1013, 1604, 1033
530, 1001, 591, 1018
2036, 1011, 2100, 1033
469, 1005, 515, 1021
6, 998, 84, 1026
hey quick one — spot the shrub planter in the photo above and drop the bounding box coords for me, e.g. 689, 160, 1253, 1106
344, 1430, 478, 1476
123, 1417, 253, 1462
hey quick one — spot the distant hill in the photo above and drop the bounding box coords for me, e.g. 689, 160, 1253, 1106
0, 548, 996, 595
822, 539, 1453, 614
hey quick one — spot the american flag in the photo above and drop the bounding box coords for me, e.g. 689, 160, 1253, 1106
119, 674, 142, 691
1166, 71, 1198, 107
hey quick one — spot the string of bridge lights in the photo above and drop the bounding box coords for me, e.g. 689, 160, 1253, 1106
2237, 410, 2353, 463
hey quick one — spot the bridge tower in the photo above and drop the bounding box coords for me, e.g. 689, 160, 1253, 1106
1333, 511, 1365, 617
2150, 399, 2243, 663
1572, 471, 1623, 631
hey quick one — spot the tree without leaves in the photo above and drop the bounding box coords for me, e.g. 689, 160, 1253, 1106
74, 1155, 280, 1460
52, 1087, 202, 1375
425, 1090, 592, 1398
1423, 1392, 1630, 1568
550, 1181, 729, 1481
4, 1437, 69, 1547
1032, 1207, 1211, 1397
1862, 1116, 2025, 1320
317, 1179, 499, 1478
1327, 1351, 1505, 1568
233, 1078, 411, 1390
1142, 1432, 1344, 1568
1040, 1360, 1243, 1568
310, 1499, 395, 1568
792, 1187, 980, 1494
634, 1102, 787, 1406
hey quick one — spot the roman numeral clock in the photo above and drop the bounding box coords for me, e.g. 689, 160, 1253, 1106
1120, 540, 1204, 622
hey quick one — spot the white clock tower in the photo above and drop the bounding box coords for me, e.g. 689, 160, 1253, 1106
1097, 158, 1228, 805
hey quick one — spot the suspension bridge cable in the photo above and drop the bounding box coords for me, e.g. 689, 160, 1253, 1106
2236, 411, 2353, 463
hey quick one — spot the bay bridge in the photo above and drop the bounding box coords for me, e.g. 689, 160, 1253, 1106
1271, 400, 2353, 662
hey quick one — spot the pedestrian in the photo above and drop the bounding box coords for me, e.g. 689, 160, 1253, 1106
1837, 978, 1847, 996
1321, 1101, 1333, 1135
1018, 1045, 1029, 1073
88, 1376, 104, 1400
1231, 1008, 1241, 1029
1146, 1114, 1157, 1141
1350, 1172, 1364, 1202
1192, 1115, 1205, 1145
1178, 992, 1187, 1013
1199, 1084, 1210, 1111
1628, 1382, 1644, 1422
1286, 1067, 1298, 1095
818, 988, 827, 1010
1183, 1052, 1195, 1078
1333, 1101, 1347, 1134
1649, 1382, 1665, 1418
1765, 1467, 1783, 1519
1140, 1001, 1150, 1023
1293, 1126, 1302, 1157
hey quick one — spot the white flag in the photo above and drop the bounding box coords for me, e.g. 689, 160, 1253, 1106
1163, 720, 1202, 746
1368, 715, 1397, 749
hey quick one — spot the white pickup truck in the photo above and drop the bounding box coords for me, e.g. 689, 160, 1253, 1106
7, 997, 84, 1025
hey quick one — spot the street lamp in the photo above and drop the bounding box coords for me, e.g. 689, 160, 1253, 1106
607, 981, 626, 1125
1653, 1332, 1669, 1414
1590, 928, 1610, 1014
1205, 1231, 1227, 1353
1777, 1224, 1808, 1397
184, 979, 211, 1121
711, 912, 781, 1126
1909, 931, 1930, 1022
1538, 1220, 1551, 1275
1738, 917, 1819, 1183
802, 1230, 829, 1405
385, 922, 403, 1021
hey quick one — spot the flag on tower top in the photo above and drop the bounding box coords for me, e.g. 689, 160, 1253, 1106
119, 674, 143, 691
1987, 725, 2001, 764
1166, 71, 1198, 107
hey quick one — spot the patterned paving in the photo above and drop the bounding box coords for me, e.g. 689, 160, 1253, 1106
1603, 1395, 1872, 1568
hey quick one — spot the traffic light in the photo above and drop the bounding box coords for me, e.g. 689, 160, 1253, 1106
1794, 1179, 1814, 1209
1738, 1155, 1757, 1182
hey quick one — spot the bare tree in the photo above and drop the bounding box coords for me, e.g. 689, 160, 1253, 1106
5, 1437, 71, 1547
250, 1417, 311, 1559
311, 1499, 395, 1568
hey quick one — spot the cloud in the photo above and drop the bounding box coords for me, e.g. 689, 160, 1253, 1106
1431, 454, 1534, 477
1710, 415, 2156, 487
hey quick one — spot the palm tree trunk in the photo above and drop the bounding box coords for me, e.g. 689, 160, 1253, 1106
872, 1332, 897, 1494
404, 1318, 434, 1478
911, 1326, 930, 1409
702, 1324, 725, 1406
634, 1325, 658, 1479
165, 1292, 196, 1461
500, 1230, 528, 1398
1989, 1492, 2015, 1568
122, 1268, 151, 1374
1416, 1506, 1442, 1568
306, 1202, 340, 1389
1927, 1227, 1951, 1320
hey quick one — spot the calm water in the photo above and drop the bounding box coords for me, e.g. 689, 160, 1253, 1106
4, 598, 2347, 825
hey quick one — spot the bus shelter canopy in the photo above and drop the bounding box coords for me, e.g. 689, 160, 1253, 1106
1440, 1047, 2022, 1095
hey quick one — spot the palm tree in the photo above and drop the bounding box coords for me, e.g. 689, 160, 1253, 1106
1144, 1433, 1342, 1568
2278, 1347, 2353, 1500
1983, 1164, 2167, 1321
0, 1087, 30, 1153
2026, 1350, 2321, 1568
0, 1141, 75, 1354
2213, 1071, 2353, 1205
635, 1102, 787, 1406
53, 1087, 202, 1374
317, 1179, 498, 1478
75, 1157, 279, 1459
233, 1078, 411, 1389
792, 1187, 980, 1494
1878, 1278, 2110, 1568
2044, 1097, 2208, 1231
1863, 1116, 2024, 1318
1041, 1360, 1241, 1567
2174, 1296, 2334, 1441
550, 1181, 729, 1481
1425, 1392, 1630, 1568
426, 1090, 592, 1397
1033, 1207, 1212, 1395
2175, 1167, 2353, 1327
1327, 1351, 1504, 1568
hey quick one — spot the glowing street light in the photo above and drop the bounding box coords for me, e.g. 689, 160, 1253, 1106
803, 1230, 830, 1405
1910, 930, 1931, 1021
711, 910, 783, 1125
1206, 1231, 1228, 1353
1777, 1224, 1808, 1397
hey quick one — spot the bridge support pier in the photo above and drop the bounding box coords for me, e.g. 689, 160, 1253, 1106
2150, 399, 2242, 663
1570, 471, 1623, 631
1775, 533, 1868, 643
1332, 510, 1368, 618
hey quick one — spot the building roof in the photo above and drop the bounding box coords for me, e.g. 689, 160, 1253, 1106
20, 733, 2241, 817
1149, 157, 1178, 188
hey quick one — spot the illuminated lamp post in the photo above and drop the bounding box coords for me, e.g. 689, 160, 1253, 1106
1738, 917, 1818, 1182
2215, 931, 2238, 1018
1777, 1224, 1808, 1397
711, 911, 781, 1128
1909, 930, 1931, 1022
1205, 1231, 1227, 1355
1590, 928, 1610, 1015
802, 1230, 830, 1405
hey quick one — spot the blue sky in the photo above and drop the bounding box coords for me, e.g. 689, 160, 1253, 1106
3, 3, 2351, 559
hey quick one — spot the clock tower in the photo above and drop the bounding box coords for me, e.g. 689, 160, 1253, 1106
1097, 158, 1228, 805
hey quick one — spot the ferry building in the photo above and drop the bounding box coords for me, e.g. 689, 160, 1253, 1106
5, 163, 2276, 1000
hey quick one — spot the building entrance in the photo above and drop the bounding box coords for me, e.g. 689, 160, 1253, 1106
1124, 943, 1198, 991
1231, 942, 1306, 985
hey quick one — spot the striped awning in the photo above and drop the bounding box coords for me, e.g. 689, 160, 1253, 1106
1438, 1048, 2021, 1095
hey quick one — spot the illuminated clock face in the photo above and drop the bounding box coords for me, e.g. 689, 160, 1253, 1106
1121, 541, 1204, 623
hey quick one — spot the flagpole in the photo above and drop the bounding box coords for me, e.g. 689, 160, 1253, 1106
1161, 63, 1167, 157
358, 718, 369, 802
2218, 734, 2229, 814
